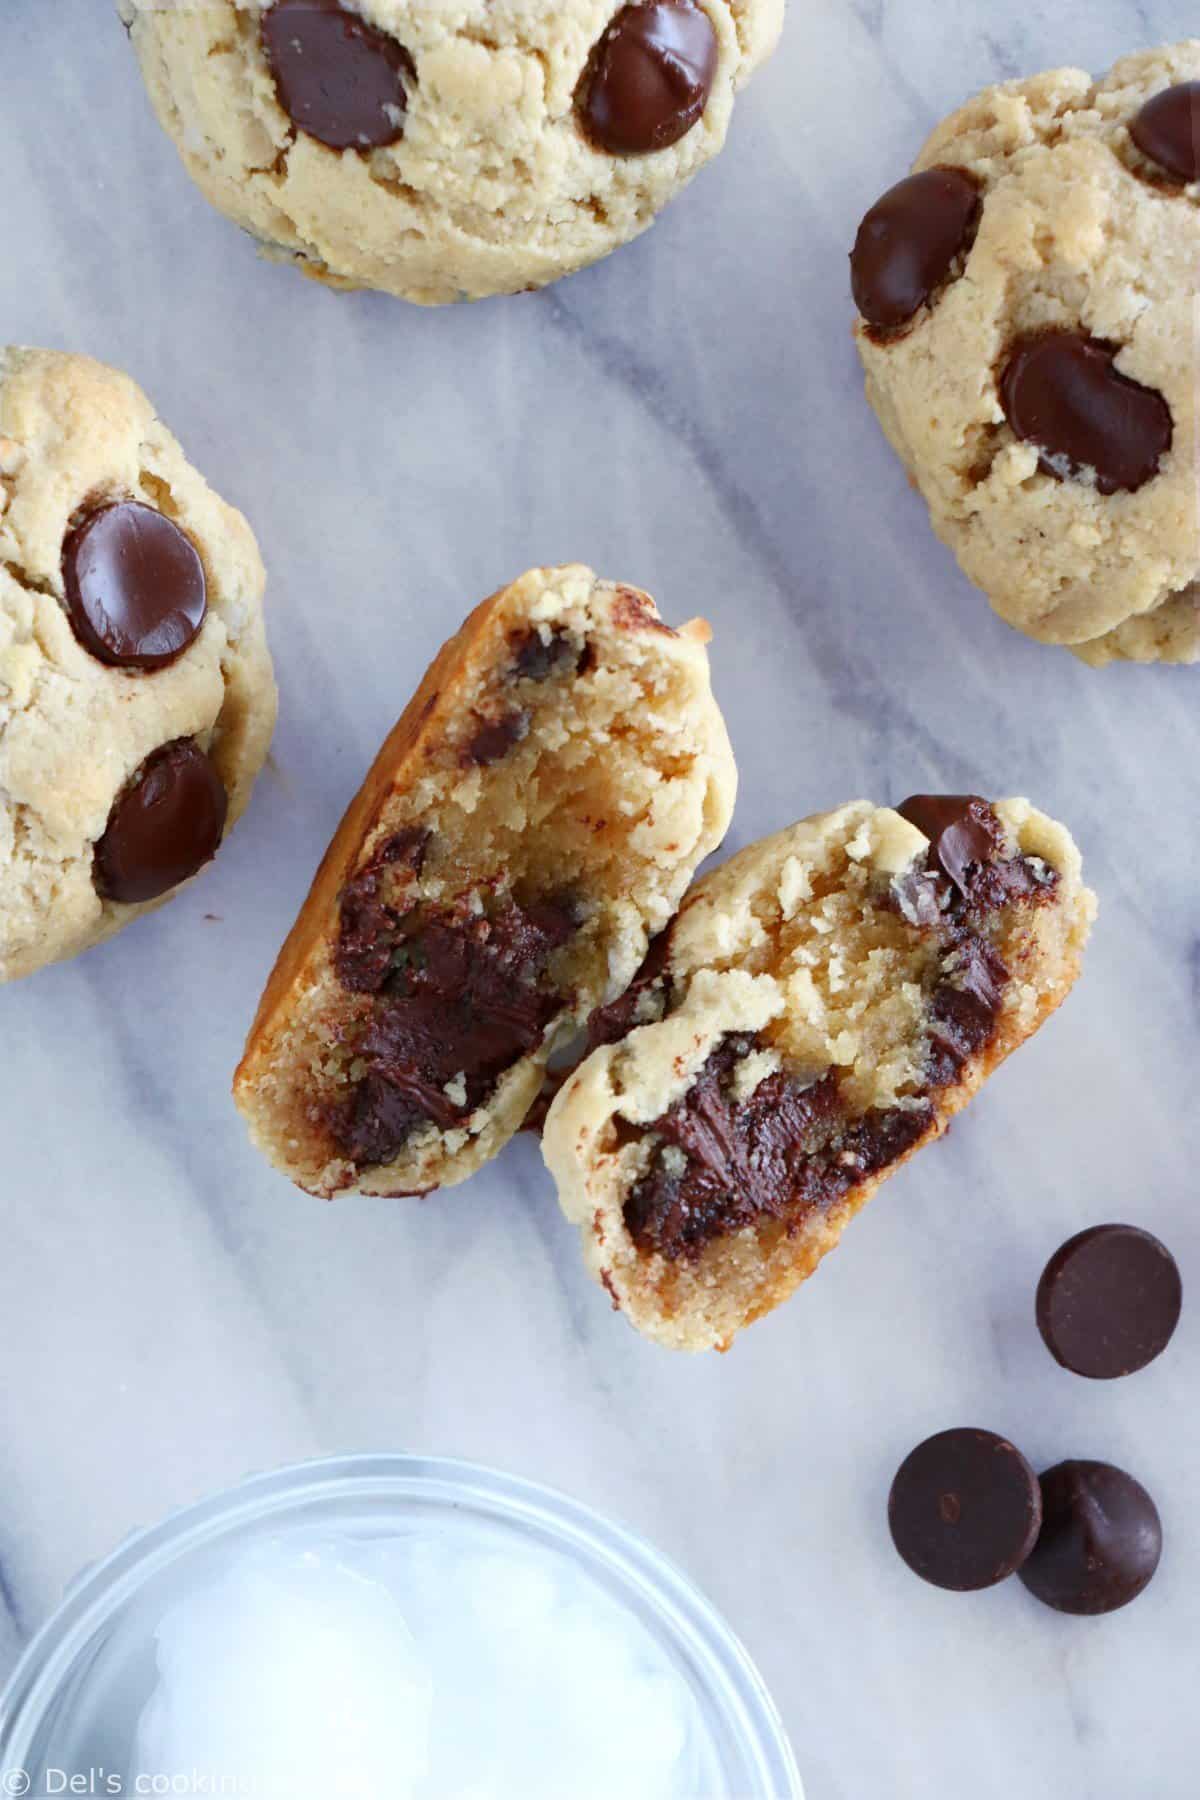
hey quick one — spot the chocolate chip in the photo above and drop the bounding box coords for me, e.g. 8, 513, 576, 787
262, 0, 414, 152
62, 502, 207, 671
895, 794, 1002, 898
1019, 1461, 1162, 1615
888, 1429, 1042, 1591
1000, 331, 1173, 496
1129, 81, 1200, 185
1036, 1224, 1182, 1379
510, 628, 582, 683
850, 168, 981, 331
577, 1, 717, 156
467, 710, 529, 766
94, 739, 228, 904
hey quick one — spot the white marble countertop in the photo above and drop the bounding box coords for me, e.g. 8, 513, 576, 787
2, 2, 1197, 1795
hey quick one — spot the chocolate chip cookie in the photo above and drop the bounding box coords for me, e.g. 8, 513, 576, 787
0, 349, 275, 982
119, 0, 783, 304
852, 42, 1199, 665
233, 565, 736, 1197
543, 796, 1095, 1350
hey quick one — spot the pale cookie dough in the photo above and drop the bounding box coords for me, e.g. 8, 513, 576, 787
852, 42, 1200, 664
544, 795, 1095, 1351
0, 348, 275, 982
234, 565, 736, 1197
118, 0, 784, 304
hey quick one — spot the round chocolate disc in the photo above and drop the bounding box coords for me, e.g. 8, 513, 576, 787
999, 330, 1173, 496
262, 0, 414, 152
1129, 81, 1200, 185
1037, 1223, 1182, 1379
62, 501, 207, 671
94, 739, 228, 905
888, 1428, 1043, 1591
578, 1, 718, 156
1019, 1460, 1162, 1616
850, 167, 981, 331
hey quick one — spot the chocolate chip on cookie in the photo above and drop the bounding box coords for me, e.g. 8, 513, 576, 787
62, 501, 207, 671
889, 1429, 1043, 1591
850, 168, 981, 331
1036, 1224, 1182, 1379
578, 1, 718, 156
1129, 81, 1200, 184
1019, 1461, 1162, 1615
94, 739, 228, 905
262, 0, 414, 152
1000, 331, 1173, 495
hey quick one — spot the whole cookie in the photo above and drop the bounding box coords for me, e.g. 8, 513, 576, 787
0, 349, 275, 981
852, 42, 1200, 665
118, 0, 784, 304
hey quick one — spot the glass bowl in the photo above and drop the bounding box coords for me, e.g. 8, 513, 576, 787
0, 1453, 802, 1798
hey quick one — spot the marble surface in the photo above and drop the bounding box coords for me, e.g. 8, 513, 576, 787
1, 2, 1198, 1795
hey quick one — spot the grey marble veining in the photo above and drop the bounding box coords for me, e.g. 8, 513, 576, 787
1, 3, 1197, 1795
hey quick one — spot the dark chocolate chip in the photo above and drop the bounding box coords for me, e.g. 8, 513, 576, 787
467, 710, 529, 766
94, 739, 228, 904
1129, 81, 1200, 184
577, 1, 717, 156
850, 168, 981, 331
1036, 1224, 1182, 1379
1019, 1461, 1162, 1615
510, 628, 582, 682
1000, 331, 1173, 496
895, 794, 1002, 898
62, 502, 207, 671
888, 1428, 1043, 1591
262, 0, 414, 152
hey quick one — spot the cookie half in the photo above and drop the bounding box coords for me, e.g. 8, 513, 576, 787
0, 348, 275, 981
851, 41, 1199, 663
543, 796, 1095, 1350
120, 0, 784, 304
234, 565, 736, 1197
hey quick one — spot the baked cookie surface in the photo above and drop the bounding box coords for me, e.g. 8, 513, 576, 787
543, 796, 1095, 1351
234, 564, 736, 1197
0, 348, 275, 982
851, 43, 1199, 664
119, 0, 784, 304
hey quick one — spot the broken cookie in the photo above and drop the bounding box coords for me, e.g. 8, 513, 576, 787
234, 565, 736, 1197
543, 795, 1095, 1350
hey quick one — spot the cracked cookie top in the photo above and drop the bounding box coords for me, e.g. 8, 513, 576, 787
0, 347, 275, 980
118, 0, 784, 303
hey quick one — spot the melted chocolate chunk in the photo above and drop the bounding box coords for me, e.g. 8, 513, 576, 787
328, 892, 578, 1167
889, 1429, 1043, 1591
1019, 1461, 1162, 1615
467, 711, 529, 767
94, 739, 227, 904
577, 1, 717, 156
896, 794, 1002, 899
1036, 1224, 1182, 1379
1129, 81, 1200, 184
510, 628, 583, 682
586, 927, 675, 1051
262, 0, 414, 152
623, 1040, 930, 1260
924, 936, 1009, 1087
334, 829, 431, 994
851, 168, 981, 332
63, 501, 207, 671
1000, 331, 1173, 496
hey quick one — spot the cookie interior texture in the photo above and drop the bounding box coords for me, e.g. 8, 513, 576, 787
234, 565, 736, 1197
543, 798, 1095, 1351
853, 40, 1199, 664
118, 0, 784, 304
0, 347, 274, 982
